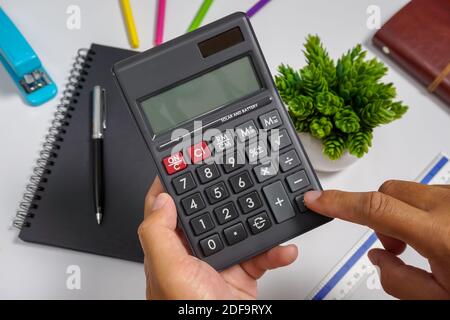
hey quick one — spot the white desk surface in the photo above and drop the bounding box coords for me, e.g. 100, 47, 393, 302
1, 0, 449, 299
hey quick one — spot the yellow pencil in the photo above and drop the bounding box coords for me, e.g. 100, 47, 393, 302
120, 0, 140, 48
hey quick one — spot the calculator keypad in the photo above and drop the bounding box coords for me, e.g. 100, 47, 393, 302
254, 161, 278, 182
263, 181, 296, 223
205, 181, 229, 204
238, 191, 262, 214
172, 172, 196, 195
248, 212, 272, 234
229, 171, 253, 193
286, 170, 310, 192
191, 213, 215, 235
212, 130, 234, 152
279, 149, 301, 172
224, 223, 247, 245
196, 163, 220, 184
214, 202, 239, 224
259, 109, 282, 130
181, 193, 206, 215
235, 120, 258, 142
222, 151, 245, 173
246, 140, 268, 163
163, 152, 187, 175
269, 129, 291, 151
188, 141, 211, 164
166, 107, 317, 261
200, 234, 224, 256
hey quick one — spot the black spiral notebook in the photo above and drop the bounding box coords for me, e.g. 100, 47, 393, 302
14, 44, 155, 262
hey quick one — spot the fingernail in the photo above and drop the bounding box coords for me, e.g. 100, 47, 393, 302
367, 249, 377, 265
304, 190, 322, 203
152, 193, 168, 210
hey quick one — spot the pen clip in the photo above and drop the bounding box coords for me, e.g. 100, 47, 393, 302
101, 88, 107, 131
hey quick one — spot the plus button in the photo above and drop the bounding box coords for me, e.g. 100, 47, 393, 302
275, 197, 284, 207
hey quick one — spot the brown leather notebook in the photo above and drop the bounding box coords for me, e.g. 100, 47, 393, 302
373, 0, 450, 105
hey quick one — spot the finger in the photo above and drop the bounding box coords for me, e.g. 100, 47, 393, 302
139, 193, 189, 268
368, 249, 450, 300
304, 190, 432, 254
240, 244, 298, 279
433, 184, 450, 190
144, 177, 165, 218
378, 180, 445, 211
375, 232, 406, 255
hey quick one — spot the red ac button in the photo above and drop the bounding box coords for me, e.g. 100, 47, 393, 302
163, 152, 187, 175
188, 141, 211, 164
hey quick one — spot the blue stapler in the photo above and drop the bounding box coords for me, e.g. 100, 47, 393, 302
0, 7, 57, 106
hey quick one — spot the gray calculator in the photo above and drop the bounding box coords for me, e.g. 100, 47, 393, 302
113, 12, 331, 270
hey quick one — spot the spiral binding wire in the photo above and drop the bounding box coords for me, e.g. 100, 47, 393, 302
13, 48, 94, 229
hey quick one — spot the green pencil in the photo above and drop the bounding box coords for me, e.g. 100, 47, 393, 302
187, 0, 214, 32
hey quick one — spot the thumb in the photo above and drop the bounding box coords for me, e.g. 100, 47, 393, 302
368, 249, 450, 300
138, 193, 188, 266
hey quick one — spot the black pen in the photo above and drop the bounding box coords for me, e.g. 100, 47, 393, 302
91, 85, 106, 225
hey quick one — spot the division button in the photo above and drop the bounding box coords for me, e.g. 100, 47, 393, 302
279, 149, 301, 172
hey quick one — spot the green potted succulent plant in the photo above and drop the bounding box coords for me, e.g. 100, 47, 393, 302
275, 35, 408, 171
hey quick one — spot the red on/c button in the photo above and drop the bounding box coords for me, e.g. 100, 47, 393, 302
163, 152, 187, 175
188, 141, 211, 164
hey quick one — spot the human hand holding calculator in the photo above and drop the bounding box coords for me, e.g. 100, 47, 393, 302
114, 12, 331, 270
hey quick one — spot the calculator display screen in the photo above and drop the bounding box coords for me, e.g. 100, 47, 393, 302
140, 56, 261, 135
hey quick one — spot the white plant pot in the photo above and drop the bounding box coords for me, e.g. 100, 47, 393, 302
297, 132, 359, 172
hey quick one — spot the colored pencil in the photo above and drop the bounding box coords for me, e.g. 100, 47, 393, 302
187, 0, 214, 32
246, 0, 271, 18
155, 0, 166, 46
120, 0, 140, 48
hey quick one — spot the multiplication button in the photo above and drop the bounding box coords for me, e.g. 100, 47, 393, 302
263, 181, 296, 223
254, 161, 278, 183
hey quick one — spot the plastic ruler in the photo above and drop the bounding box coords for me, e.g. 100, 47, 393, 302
308, 153, 450, 300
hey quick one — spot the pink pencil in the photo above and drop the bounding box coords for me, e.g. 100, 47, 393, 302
155, 0, 166, 46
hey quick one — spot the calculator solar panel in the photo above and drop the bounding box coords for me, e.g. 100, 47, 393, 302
113, 12, 331, 270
